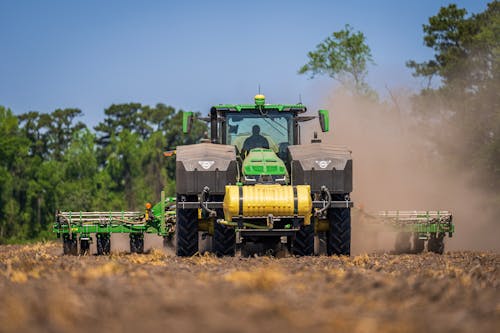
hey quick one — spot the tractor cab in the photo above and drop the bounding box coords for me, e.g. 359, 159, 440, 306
183, 94, 329, 185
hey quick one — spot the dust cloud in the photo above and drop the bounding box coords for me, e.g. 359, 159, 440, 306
315, 88, 498, 253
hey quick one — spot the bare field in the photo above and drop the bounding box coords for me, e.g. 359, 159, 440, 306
0, 242, 498, 333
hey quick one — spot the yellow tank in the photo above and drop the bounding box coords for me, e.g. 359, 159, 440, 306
223, 184, 312, 225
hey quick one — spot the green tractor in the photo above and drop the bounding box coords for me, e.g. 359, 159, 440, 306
175, 94, 353, 256
54, 95, 454, 256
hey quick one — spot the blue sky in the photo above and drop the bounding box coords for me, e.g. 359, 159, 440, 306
0, 0, 491, 127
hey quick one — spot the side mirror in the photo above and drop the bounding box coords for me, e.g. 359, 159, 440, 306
182, 111, 194, 133
318, 109, 329, 132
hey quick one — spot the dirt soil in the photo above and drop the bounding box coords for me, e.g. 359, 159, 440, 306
0, 242, 498, 333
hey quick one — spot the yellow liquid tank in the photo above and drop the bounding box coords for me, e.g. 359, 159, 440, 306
223, 184, 312, 225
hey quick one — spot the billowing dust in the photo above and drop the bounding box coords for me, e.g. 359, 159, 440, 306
314, 89, 499, 252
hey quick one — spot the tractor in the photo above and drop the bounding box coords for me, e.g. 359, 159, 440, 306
175, 94, 352, 256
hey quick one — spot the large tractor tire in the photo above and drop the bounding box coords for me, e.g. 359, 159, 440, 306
130, 233, 144, 254
213, 222, 236, 257
326, 197, 351, 256
175, 204, 198, 257
292, 224, 314, 256
96, 233, 111, 255
428, 233, 445, 254
63, 234, 78, 255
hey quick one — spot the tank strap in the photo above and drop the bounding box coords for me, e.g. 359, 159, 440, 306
238, 186, 243, 216
293, 186, 298, 215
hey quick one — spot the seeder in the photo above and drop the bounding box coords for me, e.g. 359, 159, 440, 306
377, 210, 454, 254
54, 193, 176, 255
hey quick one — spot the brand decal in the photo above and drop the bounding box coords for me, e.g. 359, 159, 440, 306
315, 160, 331, 169
198, 161, 215, 170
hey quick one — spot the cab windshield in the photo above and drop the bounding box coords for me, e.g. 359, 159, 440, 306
226, 111, 293, 152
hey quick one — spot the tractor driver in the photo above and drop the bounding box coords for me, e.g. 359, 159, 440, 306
242, 125, 269, 154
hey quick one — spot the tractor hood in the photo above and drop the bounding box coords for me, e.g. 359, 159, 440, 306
242, 148, 288, 184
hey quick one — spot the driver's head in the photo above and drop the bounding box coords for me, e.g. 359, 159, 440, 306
252, 125, 260, 135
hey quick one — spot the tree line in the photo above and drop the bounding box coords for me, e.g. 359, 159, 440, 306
0, 104, 205, 243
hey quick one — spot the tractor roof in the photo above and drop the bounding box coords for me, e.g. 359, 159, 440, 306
210, 95, 307, 113
211, 104, 307, 113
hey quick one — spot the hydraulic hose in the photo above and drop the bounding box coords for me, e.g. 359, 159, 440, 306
217, 220, 271, 230
200, 186, 217, 217
315, 186, 331, 217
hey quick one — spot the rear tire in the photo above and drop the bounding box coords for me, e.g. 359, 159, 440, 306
292, 224, 314, 256
326, 197, 351, 256
96, 233, 111, 255
428, 233, 444, 254
63, 234, 78, 255
175, 202, 198, 257
213, 222, 236, 257
130, 233, 144, 254
79, 238, 90, 255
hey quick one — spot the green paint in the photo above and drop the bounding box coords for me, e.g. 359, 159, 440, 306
391, 222, 454, 234
242, 149, 287, 176
182, 111, 193, 133
318, 109, 329, 132
213, 104, 307, 113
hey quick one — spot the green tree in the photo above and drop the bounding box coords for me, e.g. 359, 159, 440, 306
95, 103, 151, 147
18, 109, 86, 160
18, 111, 50, 158
104, 130, 143, 209
58, 129, 100, 211
299, 24, 375, 96
95, 103, 206, 186
47, 108, 86, 160
0, 106, 30, 241
1, 101, 207, 242
407, 2, 499, 189
406, 3, 498, 90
